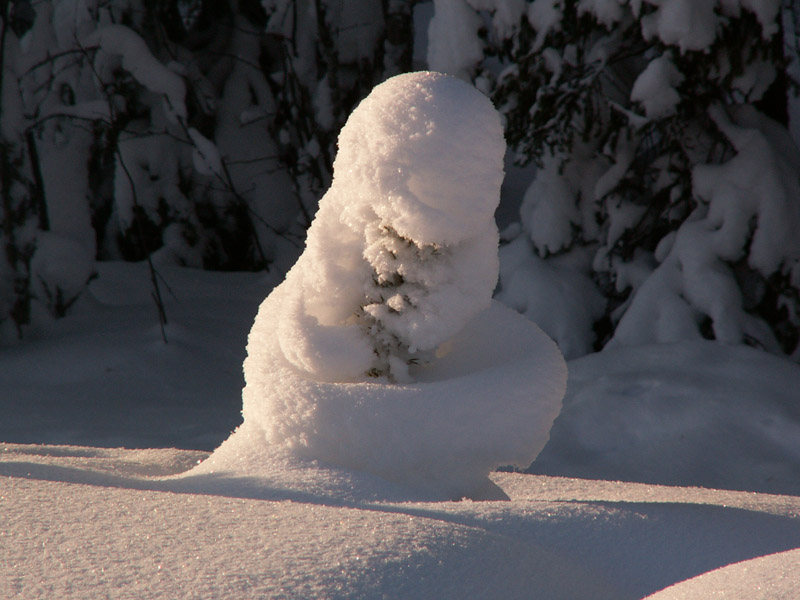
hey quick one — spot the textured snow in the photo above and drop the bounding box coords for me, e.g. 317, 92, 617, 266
518, 154, 580, 255
498, 237, 606, 359
578, 0, 626, 27
738, 0, 781, 38
333, 71, 505, 246
645, 548, 800, 599
640, 0, 718, 53
467, 0, 528, 40
637, 0, 780, 52
427, 0, 485, 79
206, 72, 566, 500
527, 0, 564, 51
266, 71, 506, 384
3, 446, 800, 600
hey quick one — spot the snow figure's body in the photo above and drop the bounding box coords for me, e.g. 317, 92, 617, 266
189, 72, 567, 501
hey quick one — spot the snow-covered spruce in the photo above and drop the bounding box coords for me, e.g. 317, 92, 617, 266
442, 0, 798, 360
275, 70, 506, 383
194, 72, 567, 500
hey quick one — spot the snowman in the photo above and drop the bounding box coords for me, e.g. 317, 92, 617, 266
192, 72, 567, 501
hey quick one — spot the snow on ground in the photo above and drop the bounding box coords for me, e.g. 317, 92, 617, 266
0, 261, 279, 450
645, 547, 800, 599
2, 444, 800, 599
2, 261, 800, 597
532, 340, 800, 497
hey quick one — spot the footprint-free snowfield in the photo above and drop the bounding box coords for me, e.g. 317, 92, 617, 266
3, 261, 800, 599
3, 444, 800, 599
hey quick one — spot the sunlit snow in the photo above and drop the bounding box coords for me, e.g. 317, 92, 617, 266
2, 260, 800, 598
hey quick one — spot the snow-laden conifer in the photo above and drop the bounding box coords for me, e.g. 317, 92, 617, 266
429, 0, 800, 360
208, 72, 567, 500
273, 71, 505, 382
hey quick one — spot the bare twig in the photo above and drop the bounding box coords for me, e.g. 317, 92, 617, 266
75, 37, 171, 343
115, 146, 170, 343
21, 46, 100, 78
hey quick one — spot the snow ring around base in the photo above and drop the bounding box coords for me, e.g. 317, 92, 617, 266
225, 289, 567, 501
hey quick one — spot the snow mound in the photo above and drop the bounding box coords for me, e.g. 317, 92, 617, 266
188, 72, 566, 500
333, 70, 505, 245
192, 300, 566, 501
645, 548, 800, 600
531, 340, 800, 496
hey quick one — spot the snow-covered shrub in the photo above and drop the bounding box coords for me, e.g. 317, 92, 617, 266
428, 0, 800, 360
1, 3, 96, 340
272, 71, 506, 383
2, 0, 418, 338
51, 2, 295, 271
263, 0, 415, 225
207, 71, 567, 500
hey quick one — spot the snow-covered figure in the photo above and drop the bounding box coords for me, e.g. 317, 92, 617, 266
273, 70, 505, 383
191, 72, 567, 501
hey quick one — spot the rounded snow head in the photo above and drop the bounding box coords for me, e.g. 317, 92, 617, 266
265, 71, 506, 383
333, 71, 506, 245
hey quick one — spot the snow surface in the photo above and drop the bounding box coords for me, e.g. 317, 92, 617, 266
530, 339, 800, 496
3, 262, 800, 597
3, 445, 800, 599
427, 0, 484, 79
0, 262, 277, 450
645, 547, 800, 599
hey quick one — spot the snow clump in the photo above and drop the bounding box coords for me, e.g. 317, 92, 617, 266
199, 72, 567, 500
271, 70, 506, 383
